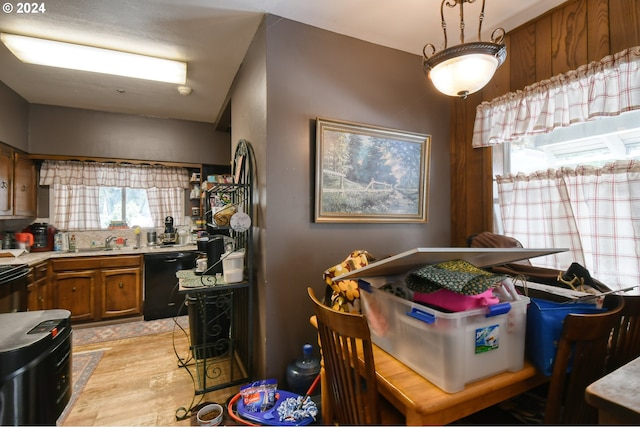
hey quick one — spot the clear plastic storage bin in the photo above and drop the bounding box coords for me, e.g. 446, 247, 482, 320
359, 280, 529, 393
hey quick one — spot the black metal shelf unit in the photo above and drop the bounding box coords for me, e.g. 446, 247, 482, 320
178, 140, 255, 396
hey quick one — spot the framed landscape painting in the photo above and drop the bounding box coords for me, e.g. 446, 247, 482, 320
315, 117, 431, 223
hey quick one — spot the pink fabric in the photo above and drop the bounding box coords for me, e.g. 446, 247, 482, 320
412, 288, 499, 312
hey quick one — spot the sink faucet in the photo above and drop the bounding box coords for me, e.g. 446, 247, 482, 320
105, 236, 117, 248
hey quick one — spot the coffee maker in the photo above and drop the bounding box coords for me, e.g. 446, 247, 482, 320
29, 223, 55, 252
161, 216, 176, 245
206, 237, 225, 275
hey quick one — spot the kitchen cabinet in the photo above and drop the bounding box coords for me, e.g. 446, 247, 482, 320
50, 255, 143, 323
26, 261, 49, 312
0, 147, 13, 216
0, 146, 37, 218
52, 269, 97, 323
100, 266, 141, 319
13, 153, 37, 217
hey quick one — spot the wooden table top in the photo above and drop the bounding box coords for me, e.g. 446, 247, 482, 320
585, 356, 640, 424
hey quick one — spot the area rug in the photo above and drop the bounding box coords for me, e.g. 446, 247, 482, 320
57, 349, 105, 426
72, 315, 190, 346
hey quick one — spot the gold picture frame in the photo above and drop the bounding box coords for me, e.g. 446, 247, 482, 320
315, 117, 431, 223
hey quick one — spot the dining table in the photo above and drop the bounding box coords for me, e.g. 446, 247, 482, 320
585, 355, 640, 425
310, 315, 547, 425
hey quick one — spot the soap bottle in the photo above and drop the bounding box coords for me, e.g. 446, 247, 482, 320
286, 343, 321, 395
69, 234, 76, 251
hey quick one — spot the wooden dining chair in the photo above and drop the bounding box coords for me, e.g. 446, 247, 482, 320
307, 286, 384, 425
607, 294, 640, 373
544, 294, 624, 424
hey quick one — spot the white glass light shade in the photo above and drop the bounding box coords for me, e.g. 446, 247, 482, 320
428, 53, 499, 97
1, 33, 187, 85
423, 41, 506, 98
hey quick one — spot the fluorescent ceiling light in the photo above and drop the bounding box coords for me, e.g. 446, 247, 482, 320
1, 33, 186, 85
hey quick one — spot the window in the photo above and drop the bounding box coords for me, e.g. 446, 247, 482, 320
472, 48, 640, 293
40, 161, 189, 231
99, 187, 153, 228
491, 111, 640, 293
495, 110, 640, 175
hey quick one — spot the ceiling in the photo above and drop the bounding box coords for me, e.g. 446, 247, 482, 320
0, 0, 567, 127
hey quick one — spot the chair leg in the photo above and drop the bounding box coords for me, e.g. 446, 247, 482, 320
320, 367, 334, 425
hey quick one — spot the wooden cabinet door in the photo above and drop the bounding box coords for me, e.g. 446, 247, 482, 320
27, 262, 49, 311
101, 267, 142, 319
0, 149, 13, 216
52, 270, 97, 323
13, 153, 36, 217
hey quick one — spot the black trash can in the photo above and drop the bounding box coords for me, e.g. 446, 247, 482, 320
0, 310, 72, 426
187, 292, 232, 359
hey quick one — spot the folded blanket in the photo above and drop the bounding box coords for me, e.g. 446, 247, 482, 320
405, 259, 506, 295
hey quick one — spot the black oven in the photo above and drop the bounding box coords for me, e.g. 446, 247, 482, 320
0, 264, 29, 313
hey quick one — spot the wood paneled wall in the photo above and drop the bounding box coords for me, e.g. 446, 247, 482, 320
450, 0, 640, 246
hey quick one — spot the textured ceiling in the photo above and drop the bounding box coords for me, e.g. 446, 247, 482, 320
0, 0, 567, 125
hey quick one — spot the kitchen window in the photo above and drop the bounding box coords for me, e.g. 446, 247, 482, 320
40, 160, 189, 230
99, 187, 153, 228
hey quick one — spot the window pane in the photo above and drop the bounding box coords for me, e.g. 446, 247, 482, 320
126, 188, 153, 228
99, 187, 123, 229
99, 187, 153, 229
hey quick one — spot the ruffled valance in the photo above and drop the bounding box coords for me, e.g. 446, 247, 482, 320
472, 46, 640, 148
39, 160, 189, 189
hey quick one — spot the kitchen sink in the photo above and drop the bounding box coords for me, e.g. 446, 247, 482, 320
73, 247, 116, 253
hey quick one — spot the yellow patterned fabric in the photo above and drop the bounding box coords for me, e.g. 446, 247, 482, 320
323, 250, 375, 313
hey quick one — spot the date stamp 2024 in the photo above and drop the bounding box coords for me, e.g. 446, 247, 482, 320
3, 2, 47, 14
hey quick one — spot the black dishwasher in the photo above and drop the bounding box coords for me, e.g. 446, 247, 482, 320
143, 251, 197, 321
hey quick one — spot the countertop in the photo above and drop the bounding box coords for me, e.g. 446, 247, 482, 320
176, 268, 247, 291
0, 244, 198, 266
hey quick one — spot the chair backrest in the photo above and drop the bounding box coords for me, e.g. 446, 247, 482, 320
544, 294, 624, 424
607, 295, 640, 372
307, 287, 380, 425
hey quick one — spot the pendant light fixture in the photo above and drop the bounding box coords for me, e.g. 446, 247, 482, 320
422, 0, 506, 99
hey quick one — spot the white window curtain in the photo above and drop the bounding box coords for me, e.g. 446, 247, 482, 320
472, 46, 640, 147
496, 161, 640, 294
50, 184, 101, 230
40, 160, 189, 229
146, 187, 187, 228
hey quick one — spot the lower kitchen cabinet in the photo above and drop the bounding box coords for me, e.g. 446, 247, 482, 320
101, 267, 141, 319
27, 261, 50, 312
50, 255, 143, 323
52, 269, 97, 322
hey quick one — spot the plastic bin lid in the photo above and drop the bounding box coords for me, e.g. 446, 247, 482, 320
332, 247, 567, 281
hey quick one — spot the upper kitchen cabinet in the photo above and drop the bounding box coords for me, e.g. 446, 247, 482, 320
0, 143, 37, 218
13, 153, 37, 217
0, 147, 13, 216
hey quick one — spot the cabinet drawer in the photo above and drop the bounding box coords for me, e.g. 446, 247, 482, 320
51, 255, 142, 271
34, 261, 48, 280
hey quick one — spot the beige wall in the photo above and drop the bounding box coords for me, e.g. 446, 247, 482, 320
0, 81, 29, 151
232, 15, 452, 382
28, 104, 230, 164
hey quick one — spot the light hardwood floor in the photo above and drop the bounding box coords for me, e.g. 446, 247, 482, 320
61, 328, 240, 426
